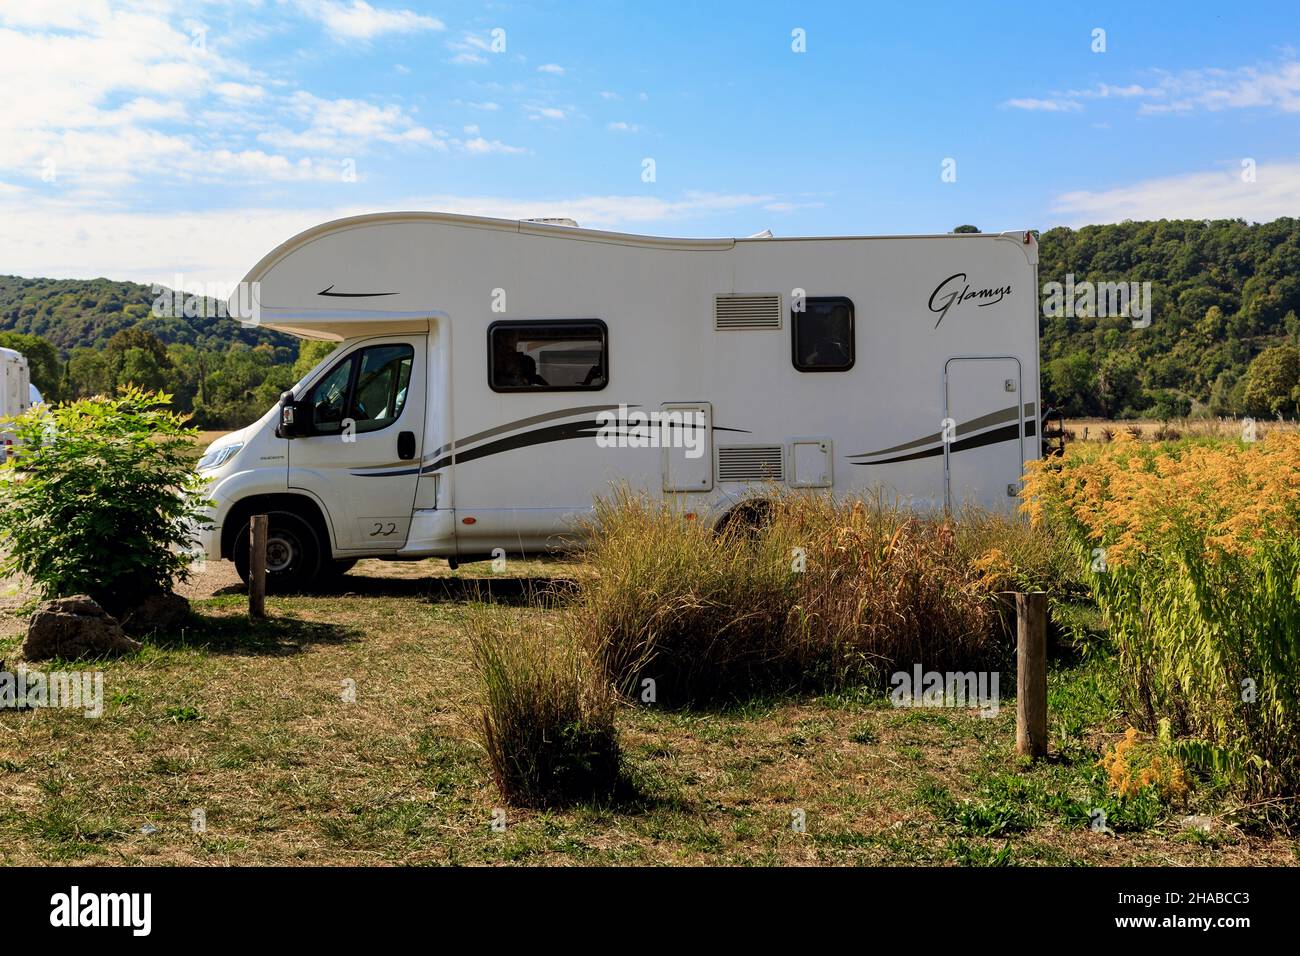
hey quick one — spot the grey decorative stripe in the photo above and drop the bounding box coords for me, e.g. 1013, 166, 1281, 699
848, 402, 1035, 460
428, 404, 629, 459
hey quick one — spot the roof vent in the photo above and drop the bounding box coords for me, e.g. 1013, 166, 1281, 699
525, 217, 579, 227
714, 293, 782, 331
717, 445, 785, 482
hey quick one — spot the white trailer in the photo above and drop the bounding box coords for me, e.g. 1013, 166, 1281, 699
198, 212, 1042, 586
1, 347, 35, 458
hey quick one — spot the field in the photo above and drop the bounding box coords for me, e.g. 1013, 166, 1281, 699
1065, 418, 1300, 442
2, 552, 1296, 866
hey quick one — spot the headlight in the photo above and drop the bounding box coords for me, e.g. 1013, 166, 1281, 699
196, 442, 244, 472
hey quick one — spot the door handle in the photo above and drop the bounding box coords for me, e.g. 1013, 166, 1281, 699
397, 431, 416, 460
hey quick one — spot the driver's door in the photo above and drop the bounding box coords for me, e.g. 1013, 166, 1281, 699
288, 335, 426, 551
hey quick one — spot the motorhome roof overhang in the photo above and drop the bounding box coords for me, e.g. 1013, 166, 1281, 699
250, 310, 437, 341
229, 210, 1037, 339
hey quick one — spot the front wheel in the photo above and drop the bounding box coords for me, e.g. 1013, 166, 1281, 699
233, 510, 324, 592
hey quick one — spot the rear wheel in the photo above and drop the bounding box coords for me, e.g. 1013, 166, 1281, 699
716, 500, 773, 538
233, 510, 323, 592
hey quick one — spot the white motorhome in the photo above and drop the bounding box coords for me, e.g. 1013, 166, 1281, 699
197, 212, 1042, 586
1, 347, 35, 456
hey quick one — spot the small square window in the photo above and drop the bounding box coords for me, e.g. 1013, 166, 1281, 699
489, 320, 608, 391
792, 297, 854, 372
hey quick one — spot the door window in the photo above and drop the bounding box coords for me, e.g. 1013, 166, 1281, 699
307, 357, 353, 434
353, 345, 413, 433
304, 343, 415, 435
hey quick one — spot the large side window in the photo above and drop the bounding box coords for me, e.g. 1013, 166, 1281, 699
305, 343, 414, 434
792, 297, 855, 372
489, 320, 607, 391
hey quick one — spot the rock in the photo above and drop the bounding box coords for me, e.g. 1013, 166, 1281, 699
23, 595, 141, 660
120, 592, 191, 636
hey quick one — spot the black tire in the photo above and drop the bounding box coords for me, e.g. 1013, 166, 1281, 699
233, 510, 324, 592
716, 500, 773, 539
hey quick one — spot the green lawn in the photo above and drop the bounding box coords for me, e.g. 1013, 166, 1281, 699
0, 557, 1296, 866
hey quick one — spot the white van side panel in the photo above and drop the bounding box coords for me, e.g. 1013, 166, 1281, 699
233, 214, 1040, 560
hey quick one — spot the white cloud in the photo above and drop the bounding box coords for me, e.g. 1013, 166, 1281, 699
295, 1, 444, 41
1051, 160, 1300, 225
1010, 59, 1300, 116
1138, 61, 1300, 113
606, 121, 641, 132
260, 91, 440, 152
466, 101, 500, 111
525, 105, 567, 121
1004, 98, 1083, 112
0, 192, 783, 287
0, 3, 329, 188
447, 30, 494, 65
764, 200, 825, 213
537, 63, 565, 75
458, 137, 528, 156
214, 82, 266, 102
0, 1, 111, 31
406, 191, 779, 229
597, 90, 620, 100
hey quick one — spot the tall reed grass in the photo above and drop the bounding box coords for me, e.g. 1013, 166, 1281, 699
1023, 433, 1300, 802
573, 490, 1058, 705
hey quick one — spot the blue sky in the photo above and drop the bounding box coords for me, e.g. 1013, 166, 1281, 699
0, 0, 1297, 289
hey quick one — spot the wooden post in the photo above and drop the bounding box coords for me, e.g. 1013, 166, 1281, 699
249, 514, 268, 620
1015, 590, 1047, 759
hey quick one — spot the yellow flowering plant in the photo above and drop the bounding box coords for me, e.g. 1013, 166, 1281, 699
1022, 434, 1300, 802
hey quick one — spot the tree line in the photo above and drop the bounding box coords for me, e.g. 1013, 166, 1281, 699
1037, 217, 1300, 419
0, 327, 334, 429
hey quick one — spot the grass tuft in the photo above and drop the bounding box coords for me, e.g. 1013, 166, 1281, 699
467, 606, 621, 808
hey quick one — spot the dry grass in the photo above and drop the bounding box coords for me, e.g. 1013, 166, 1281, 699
1067, 418, 1300, 443
467, 605, 620, 807
573, 492, 1032, 706
1, 554, 1295, 866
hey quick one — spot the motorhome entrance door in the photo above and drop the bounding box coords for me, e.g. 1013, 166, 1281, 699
288, 335, 427, 551
943, 357, 1025, 511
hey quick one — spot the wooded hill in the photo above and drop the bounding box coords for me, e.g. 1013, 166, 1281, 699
0, 275, 295, 353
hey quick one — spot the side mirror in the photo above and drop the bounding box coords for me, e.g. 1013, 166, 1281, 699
277, 390, 303, 438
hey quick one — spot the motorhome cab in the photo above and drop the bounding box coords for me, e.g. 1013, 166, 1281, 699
198, 212, 1042, 587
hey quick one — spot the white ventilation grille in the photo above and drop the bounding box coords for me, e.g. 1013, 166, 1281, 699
717, 445, 785, 482
714, 294, 782, 330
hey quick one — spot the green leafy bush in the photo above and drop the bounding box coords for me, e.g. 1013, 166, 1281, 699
0, 387, 210, 615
